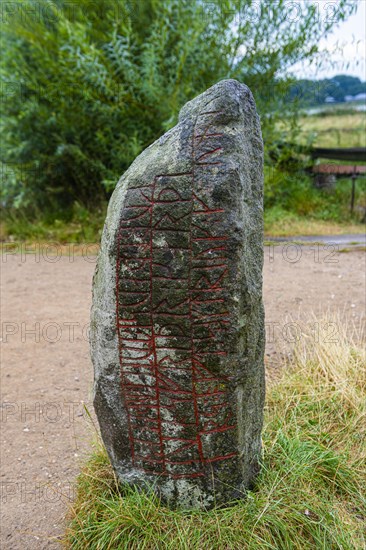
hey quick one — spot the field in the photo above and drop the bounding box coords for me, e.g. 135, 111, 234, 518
298, 110, 366, 148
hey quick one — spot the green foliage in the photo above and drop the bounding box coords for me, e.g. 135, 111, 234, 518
1, 0, 356, 212
1, 201, 107, 242
65, 327, 366, 549
265, 163, 366, 221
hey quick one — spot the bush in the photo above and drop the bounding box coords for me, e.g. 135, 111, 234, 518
1, 0, 356, 212
265, 164, 366, 222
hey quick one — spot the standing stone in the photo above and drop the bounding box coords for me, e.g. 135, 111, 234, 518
91, 79, 265, 509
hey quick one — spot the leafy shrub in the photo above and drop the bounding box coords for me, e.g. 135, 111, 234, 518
0, 0, 356, 212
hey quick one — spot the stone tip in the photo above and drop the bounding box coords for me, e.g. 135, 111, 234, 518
178, 79, 253, 122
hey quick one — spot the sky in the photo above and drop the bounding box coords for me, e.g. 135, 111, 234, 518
290, 0, 365, 80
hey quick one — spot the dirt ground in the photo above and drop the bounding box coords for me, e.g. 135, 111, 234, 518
1, 244, 365, 549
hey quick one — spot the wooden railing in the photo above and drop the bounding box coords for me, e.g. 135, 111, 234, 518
311, 147, 366, 162
310, 147, 366, 213
268, 144, 366, 214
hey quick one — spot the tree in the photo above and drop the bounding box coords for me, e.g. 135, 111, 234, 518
288, 75, 366, 105
0, 0, 356, 213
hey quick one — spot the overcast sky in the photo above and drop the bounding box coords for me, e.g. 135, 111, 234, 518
290, 0, 365, 80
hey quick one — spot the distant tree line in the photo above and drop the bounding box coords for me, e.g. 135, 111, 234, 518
288, 75, 366, 106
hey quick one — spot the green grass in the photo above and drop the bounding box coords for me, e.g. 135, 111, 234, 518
0, 202, 107, 243
264, 171, 366, 236
65, 324, 365, 549
264, 208, 365, 237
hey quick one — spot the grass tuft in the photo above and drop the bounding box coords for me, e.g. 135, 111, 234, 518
65, 323, 366, 549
